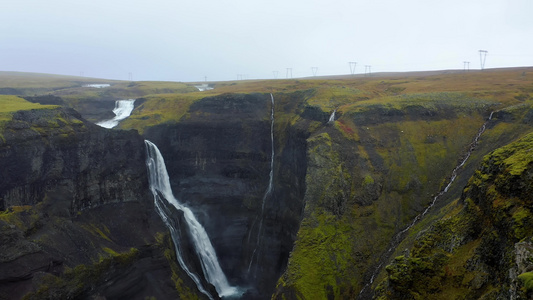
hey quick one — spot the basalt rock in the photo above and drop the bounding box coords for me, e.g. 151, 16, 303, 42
143, 93, 308, 298
0, 107, 147, 212
0, 107, 184, 299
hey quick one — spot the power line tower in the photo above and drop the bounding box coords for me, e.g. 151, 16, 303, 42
286, 68, 292, 79
463, 61, 470, 72
311, 67, 318, 76
273, 71, 279, 79
128, 72, 133, 81
349, 62, 357, 75
365, 65, 371, 76
479, 50, 488, 70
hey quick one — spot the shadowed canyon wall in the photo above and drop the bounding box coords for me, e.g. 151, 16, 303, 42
0, 107, 185, 299
143, 93, 310, 297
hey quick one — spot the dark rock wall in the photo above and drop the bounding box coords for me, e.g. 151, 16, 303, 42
143, 93, 308, 298
0, 107, 184, 299
0, 107, 148, 212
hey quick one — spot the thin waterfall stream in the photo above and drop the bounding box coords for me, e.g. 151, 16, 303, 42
328, 109, 336, 123
247, 93, 275, 274
357, 111, 494, 299
145, 140, 240, 299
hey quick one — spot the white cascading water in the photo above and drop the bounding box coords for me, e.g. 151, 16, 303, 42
357, 111, 495, 299
144, 140, 239, 299
247, 93, 275, 274
96, 99, 136, 129
329, 109, 336, 123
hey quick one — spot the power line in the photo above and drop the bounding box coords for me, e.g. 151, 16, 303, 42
349, 62, 357, 75
479, 50, 488, 70
286, 68, 292, 79
311, 67, 318, 76
365, 65, 371, 76
463, 61, 470, 72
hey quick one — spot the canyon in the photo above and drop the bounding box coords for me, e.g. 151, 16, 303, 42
1, 68, 533, 299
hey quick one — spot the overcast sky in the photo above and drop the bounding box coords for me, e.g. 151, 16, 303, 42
2, 0, 532, 82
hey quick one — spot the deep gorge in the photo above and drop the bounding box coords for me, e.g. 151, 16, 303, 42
2, 69, 533, 299
142, 93, 309, 297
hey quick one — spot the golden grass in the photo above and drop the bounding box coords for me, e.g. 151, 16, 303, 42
0, 95, 57, 121
119, 93, 206, 133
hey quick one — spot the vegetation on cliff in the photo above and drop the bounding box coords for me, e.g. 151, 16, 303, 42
1, 68, 533, 299
0, 95, 57, 123
374, 131, 533, 299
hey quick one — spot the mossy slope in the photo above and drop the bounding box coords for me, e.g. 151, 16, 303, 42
374, 131, 533, 299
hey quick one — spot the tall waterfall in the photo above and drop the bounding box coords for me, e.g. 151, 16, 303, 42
144, 140, 239, 299
248, 93, 275, 273
96, 99, 136, 129
357, 111, 495, 299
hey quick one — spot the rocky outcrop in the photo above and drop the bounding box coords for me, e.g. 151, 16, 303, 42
0, 107, 147, 211
0, 107, 184, 299
374, 131, 533, 299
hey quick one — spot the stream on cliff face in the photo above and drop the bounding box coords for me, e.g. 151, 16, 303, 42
357, 111, 494, 299
328, 109, 336, 123
248, 93, 275, 275
96, 99, 136, 129
145, 140, 242, 299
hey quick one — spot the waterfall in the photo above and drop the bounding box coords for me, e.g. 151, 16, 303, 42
96, 99, 136, 129
357, 111, 495, 299
328, 109, 336, 123
144, 140, 239, 299
195, 84, 214, 91
248, 93, 275, 273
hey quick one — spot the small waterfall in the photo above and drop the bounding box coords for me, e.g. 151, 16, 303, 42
248, 93, 275, 274
357, 111, 494, 299
328, 109, 336, 123
195, 84, 214, 91
145, 140, 239, 299
96, 99, 136, 129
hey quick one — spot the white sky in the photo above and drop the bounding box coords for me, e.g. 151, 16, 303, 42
1, 0, 532, 82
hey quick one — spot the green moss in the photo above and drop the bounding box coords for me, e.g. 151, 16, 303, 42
158, 232, 200, 300
0, 95, 58, 122
82, 224, 113, 242
519, 272, 533, 293
0, 205, 41, 235
119, 94, 204, 133
23, 247, 140, 299
375, 128, 533, 299
277, 211, 360, 299
102, 247, 119, 256
363, 174, 374, 186
512, 208, 533, 240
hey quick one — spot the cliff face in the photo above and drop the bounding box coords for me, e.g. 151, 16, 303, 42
0, 107, 147, 211
274, 94, 505, 299
374, 131, 533, 299
0, 107, 180, 300
143, 93, 309, 297
3, 70, 533, 300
